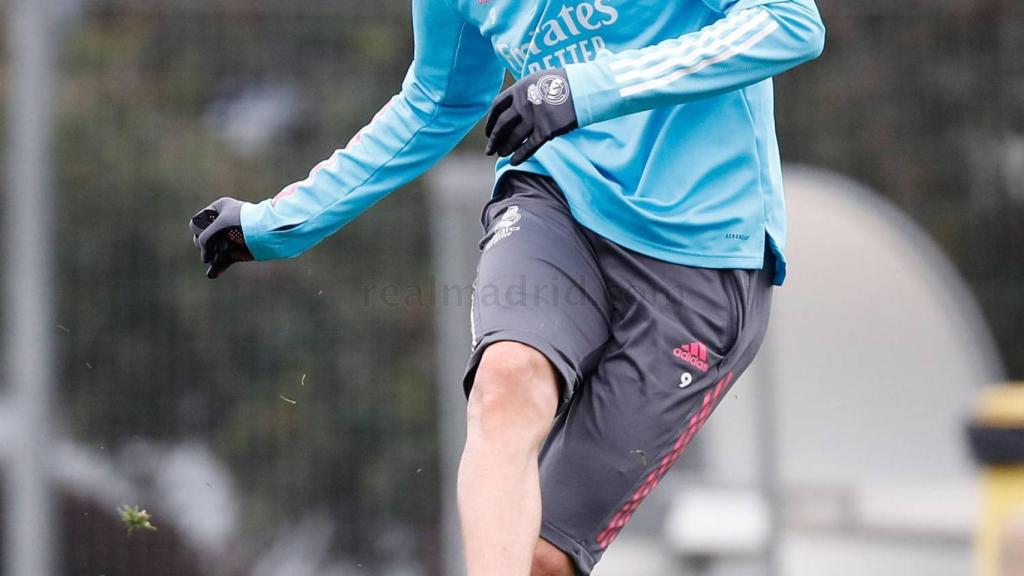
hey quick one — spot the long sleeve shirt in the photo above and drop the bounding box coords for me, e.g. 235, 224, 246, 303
240, 0, 825, 285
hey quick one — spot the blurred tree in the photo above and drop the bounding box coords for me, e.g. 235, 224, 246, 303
776, 0, 1024, 376
55, 0, 443, 572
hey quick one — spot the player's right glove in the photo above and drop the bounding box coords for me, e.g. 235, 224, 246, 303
189, 197, 254, 279
484, 68, 579, 166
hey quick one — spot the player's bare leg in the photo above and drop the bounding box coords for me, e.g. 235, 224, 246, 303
458, 342, 560, 576
531, 538, 574, 576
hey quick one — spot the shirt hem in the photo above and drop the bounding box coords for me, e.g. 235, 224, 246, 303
493, 165, 781, 279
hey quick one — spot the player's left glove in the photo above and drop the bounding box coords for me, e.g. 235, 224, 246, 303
189, 197, 254, 279
485, 68, 578, 166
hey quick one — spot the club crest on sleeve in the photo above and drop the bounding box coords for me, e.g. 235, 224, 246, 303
528, 75, 569, 106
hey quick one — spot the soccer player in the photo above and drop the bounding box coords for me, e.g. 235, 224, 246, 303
191, 1, 825, 574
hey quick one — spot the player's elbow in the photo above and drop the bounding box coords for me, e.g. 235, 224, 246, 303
404, 74, 492, 124
802, 17, 826, 61
791, 7, 826, 62
772, 2, 826, 64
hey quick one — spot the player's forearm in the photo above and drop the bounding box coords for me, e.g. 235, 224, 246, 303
239, 0, 502, 262
239, 85, 484, 261
564, 0, 825, 127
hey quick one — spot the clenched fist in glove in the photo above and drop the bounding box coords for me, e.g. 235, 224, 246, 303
485, 68, 579, 166
189, 197, 253, 279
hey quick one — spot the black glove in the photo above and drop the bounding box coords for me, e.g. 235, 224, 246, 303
189, 197, 254, 279
485, 68, 579, 166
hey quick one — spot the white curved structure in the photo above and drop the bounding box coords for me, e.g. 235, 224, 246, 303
771, 166, 1001, 485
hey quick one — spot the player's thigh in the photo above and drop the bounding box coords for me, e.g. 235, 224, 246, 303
537, 248, 775, 573
464, 172, 611, 408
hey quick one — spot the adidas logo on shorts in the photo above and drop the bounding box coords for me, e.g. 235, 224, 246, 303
673, 341, 709, 373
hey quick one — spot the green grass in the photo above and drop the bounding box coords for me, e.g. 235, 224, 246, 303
117, 505, 158, 536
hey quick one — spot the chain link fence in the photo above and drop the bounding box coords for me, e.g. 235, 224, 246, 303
778, 0, 1024, 374
53, 0, 441, 574
1, 0, 1022, 574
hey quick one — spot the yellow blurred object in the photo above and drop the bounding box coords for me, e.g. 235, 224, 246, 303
972, 384, 1024, 576
977, 386, 1024, 428
1000, 512, 1024, 576
978, 468, 1024, 576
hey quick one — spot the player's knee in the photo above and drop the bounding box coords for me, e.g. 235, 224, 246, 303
468, 342, 558, 442
531, 540, 573, 576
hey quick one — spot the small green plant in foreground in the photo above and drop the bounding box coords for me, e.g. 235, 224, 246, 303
117, 505, 158, 536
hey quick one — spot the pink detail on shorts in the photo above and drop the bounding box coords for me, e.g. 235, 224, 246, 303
673, 342, 709, 373
595, 372, 734, 550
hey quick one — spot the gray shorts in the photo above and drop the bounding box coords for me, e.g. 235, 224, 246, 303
464, 172, 774, 574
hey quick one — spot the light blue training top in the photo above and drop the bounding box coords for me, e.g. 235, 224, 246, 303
239, 0, 825, 285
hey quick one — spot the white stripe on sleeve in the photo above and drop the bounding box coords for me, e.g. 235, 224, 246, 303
612, 10, 773, 84
608, 8, 764, 72
618, 18, 780, 97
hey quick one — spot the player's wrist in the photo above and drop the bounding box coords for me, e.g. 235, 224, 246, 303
237, 200, 269, 261
484, 68, 579, 166
189, 197, 256, 279
563, 63, 598, 128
